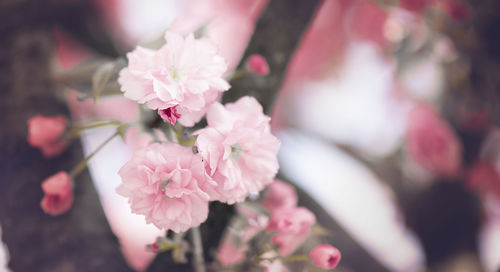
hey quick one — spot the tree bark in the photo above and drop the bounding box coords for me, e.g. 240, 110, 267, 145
0, 2, 131, 271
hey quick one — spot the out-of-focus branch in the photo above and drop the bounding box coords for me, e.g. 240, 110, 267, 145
221, 0, 322, 115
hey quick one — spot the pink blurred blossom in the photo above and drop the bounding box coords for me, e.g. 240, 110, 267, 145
435, 0, 469, 21
267, 207, 316, 256
117, 142, 215, 232
118, 31, 230, 127
40, 171, 74, 216
467, 161, 500, 199
216, 236, 248, 266
246, 54, 270, 75
310, 244, 341, 269
27, 115, 69, 158
261, 180, 298, 213
406, 104, 462, 177
195, 96, 280, 204
400, 0, 431, 13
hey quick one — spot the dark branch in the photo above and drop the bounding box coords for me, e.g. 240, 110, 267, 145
0, 6, 131, 272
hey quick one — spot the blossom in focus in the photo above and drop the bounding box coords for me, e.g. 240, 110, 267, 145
195, 96, 280, 204
467, 161, 500, 199
267, 207, 316, 256
310, 244, 341, 269
117, 142, 215, 232
40, 171, 74, 216
118, 31, 230, 127
406, 104, 462, 177
246, 54, 270, 75
261, 180, 298, 213
27, 115, 68, 158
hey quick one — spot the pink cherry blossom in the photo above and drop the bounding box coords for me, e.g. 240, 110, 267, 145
406, 104, 462, 177
310, 244, 341, 269
467, 161, 500, 199
117, 142, 215, 232
195, 96, 280, 204
246, 54, 270, 75
267, 207, 316, 256
27, 115, 68, 158
118, 31, 230, 127
40, 171, 74, 216
261, 180, 298, 213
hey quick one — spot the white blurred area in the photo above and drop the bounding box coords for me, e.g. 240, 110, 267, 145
289, 42, 410, 157
0, 226, 11, 272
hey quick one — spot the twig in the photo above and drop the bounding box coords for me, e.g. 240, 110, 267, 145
190, 227, 206, 272
70, 131, 118, 177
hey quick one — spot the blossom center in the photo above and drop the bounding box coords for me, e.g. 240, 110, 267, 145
159, 179, 173, 192
169, 66, 185, 83
230, 144, 247, 160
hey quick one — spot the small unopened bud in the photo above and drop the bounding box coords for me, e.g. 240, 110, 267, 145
246, 54, 270, 75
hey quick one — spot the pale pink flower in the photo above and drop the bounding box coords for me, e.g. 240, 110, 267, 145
246, 54, 270, 75
261, 180, 298, 213
310, 244, 341, 269
195, 96, 280, 204
117, 142, 215, 232
467, 161, 500, 199
406, 104, 462, 177
267, 207, 316, 256
27, 115, 68, 158
118, 31, 230, 127
216, 236, 248, 266
40, 171, 74, 216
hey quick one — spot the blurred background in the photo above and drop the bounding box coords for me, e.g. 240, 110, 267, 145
2, 0, 500, 271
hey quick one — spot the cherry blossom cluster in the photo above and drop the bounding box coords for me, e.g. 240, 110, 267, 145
116, 32, 279, 232
26, 30, 342, 270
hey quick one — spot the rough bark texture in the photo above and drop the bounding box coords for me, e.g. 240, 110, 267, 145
0, 1, 131, 271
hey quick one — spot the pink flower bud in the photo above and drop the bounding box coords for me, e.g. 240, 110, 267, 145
40, 171, 74, 216
158, 106, 181, 125
27, 115, 68, 158
246, 54, 270, 75
267, 207, 316, 255
261, 180, 298, 213
310, 244, 341, 269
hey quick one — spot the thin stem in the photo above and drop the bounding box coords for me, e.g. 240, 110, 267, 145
70, 132, 118, 177
172, 232, 188, 263
66, 120, 121, 138
191, 227, 206, 272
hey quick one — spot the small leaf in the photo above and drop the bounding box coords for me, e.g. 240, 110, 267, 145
92, 58, 127, 103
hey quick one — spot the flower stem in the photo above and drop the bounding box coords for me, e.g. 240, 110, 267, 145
70, 132, 118, 177
66, 120, 121, 138
190, 227, 206, 272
